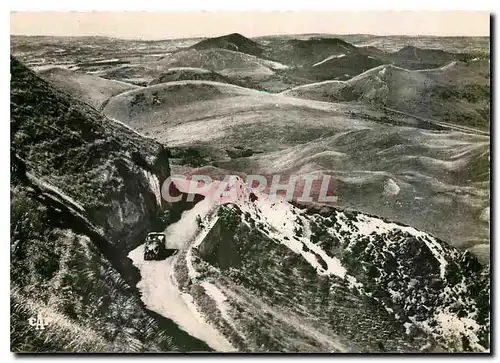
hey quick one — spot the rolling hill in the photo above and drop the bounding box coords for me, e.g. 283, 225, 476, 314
298, 53, 384, 81
216, 126, 490, 260
172, 183, 489, 351
262, 37, 474, 82
10, 33, 491, 353
102, 79, 489, 258
102, 80, 365, 144
190, 33, 264, 57
94, 63, 173, 86
148, 67, 235, 86
387, 45, 471, 69
10, 56, 212, 352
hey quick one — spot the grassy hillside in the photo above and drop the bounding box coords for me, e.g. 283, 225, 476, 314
148, 67, 235, 86
38, 67, 138, 109
283, 60, 490, 130
102, 76, 489, 255
10, 56, 211, 352
190, 33, 264, 57
177, 200, 489, 352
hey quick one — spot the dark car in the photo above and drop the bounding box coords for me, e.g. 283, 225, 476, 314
143, 232, 177, 260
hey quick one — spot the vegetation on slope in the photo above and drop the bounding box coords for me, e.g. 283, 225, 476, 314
10, 56, 211, 352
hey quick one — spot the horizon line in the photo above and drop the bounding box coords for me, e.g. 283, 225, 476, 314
9, 32, 491, 41
10, 11, 491, 39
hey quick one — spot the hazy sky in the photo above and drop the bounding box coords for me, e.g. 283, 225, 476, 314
10, 11, 490, 39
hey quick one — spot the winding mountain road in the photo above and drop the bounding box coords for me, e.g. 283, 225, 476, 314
128, 199, 234, 352
383, 107, 490, 136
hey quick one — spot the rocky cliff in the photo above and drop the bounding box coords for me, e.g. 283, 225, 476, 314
11, 56, 172, 249
10, 56, 211, 352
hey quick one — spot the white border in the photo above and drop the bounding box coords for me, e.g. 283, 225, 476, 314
6, 1, 498, 11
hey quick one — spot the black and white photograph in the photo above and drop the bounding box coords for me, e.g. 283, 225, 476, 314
9, 10, 491, 353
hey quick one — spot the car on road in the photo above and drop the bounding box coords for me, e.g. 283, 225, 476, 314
143, 232, 178, 260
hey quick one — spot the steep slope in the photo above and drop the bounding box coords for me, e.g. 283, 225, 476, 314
128, 198, 236, 352
176, 190, 489, 352
217, 125, 490, 257
190, 33, 264, 57
10, 56, 211, 352
37, 67, 138, 109
283, 60, 490, 130
301, 53, 384, 81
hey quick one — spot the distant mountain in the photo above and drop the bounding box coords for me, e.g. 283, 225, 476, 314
148, 67, 235, 86
10, 56, 211, 352
264, 37, 360, 67
190, 33, 264, 57
176, 185, 490, 352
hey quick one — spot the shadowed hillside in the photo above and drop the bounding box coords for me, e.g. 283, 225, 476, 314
10, 56, 212, 352
264, 37, 359, 67
148, 67, 235, 86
